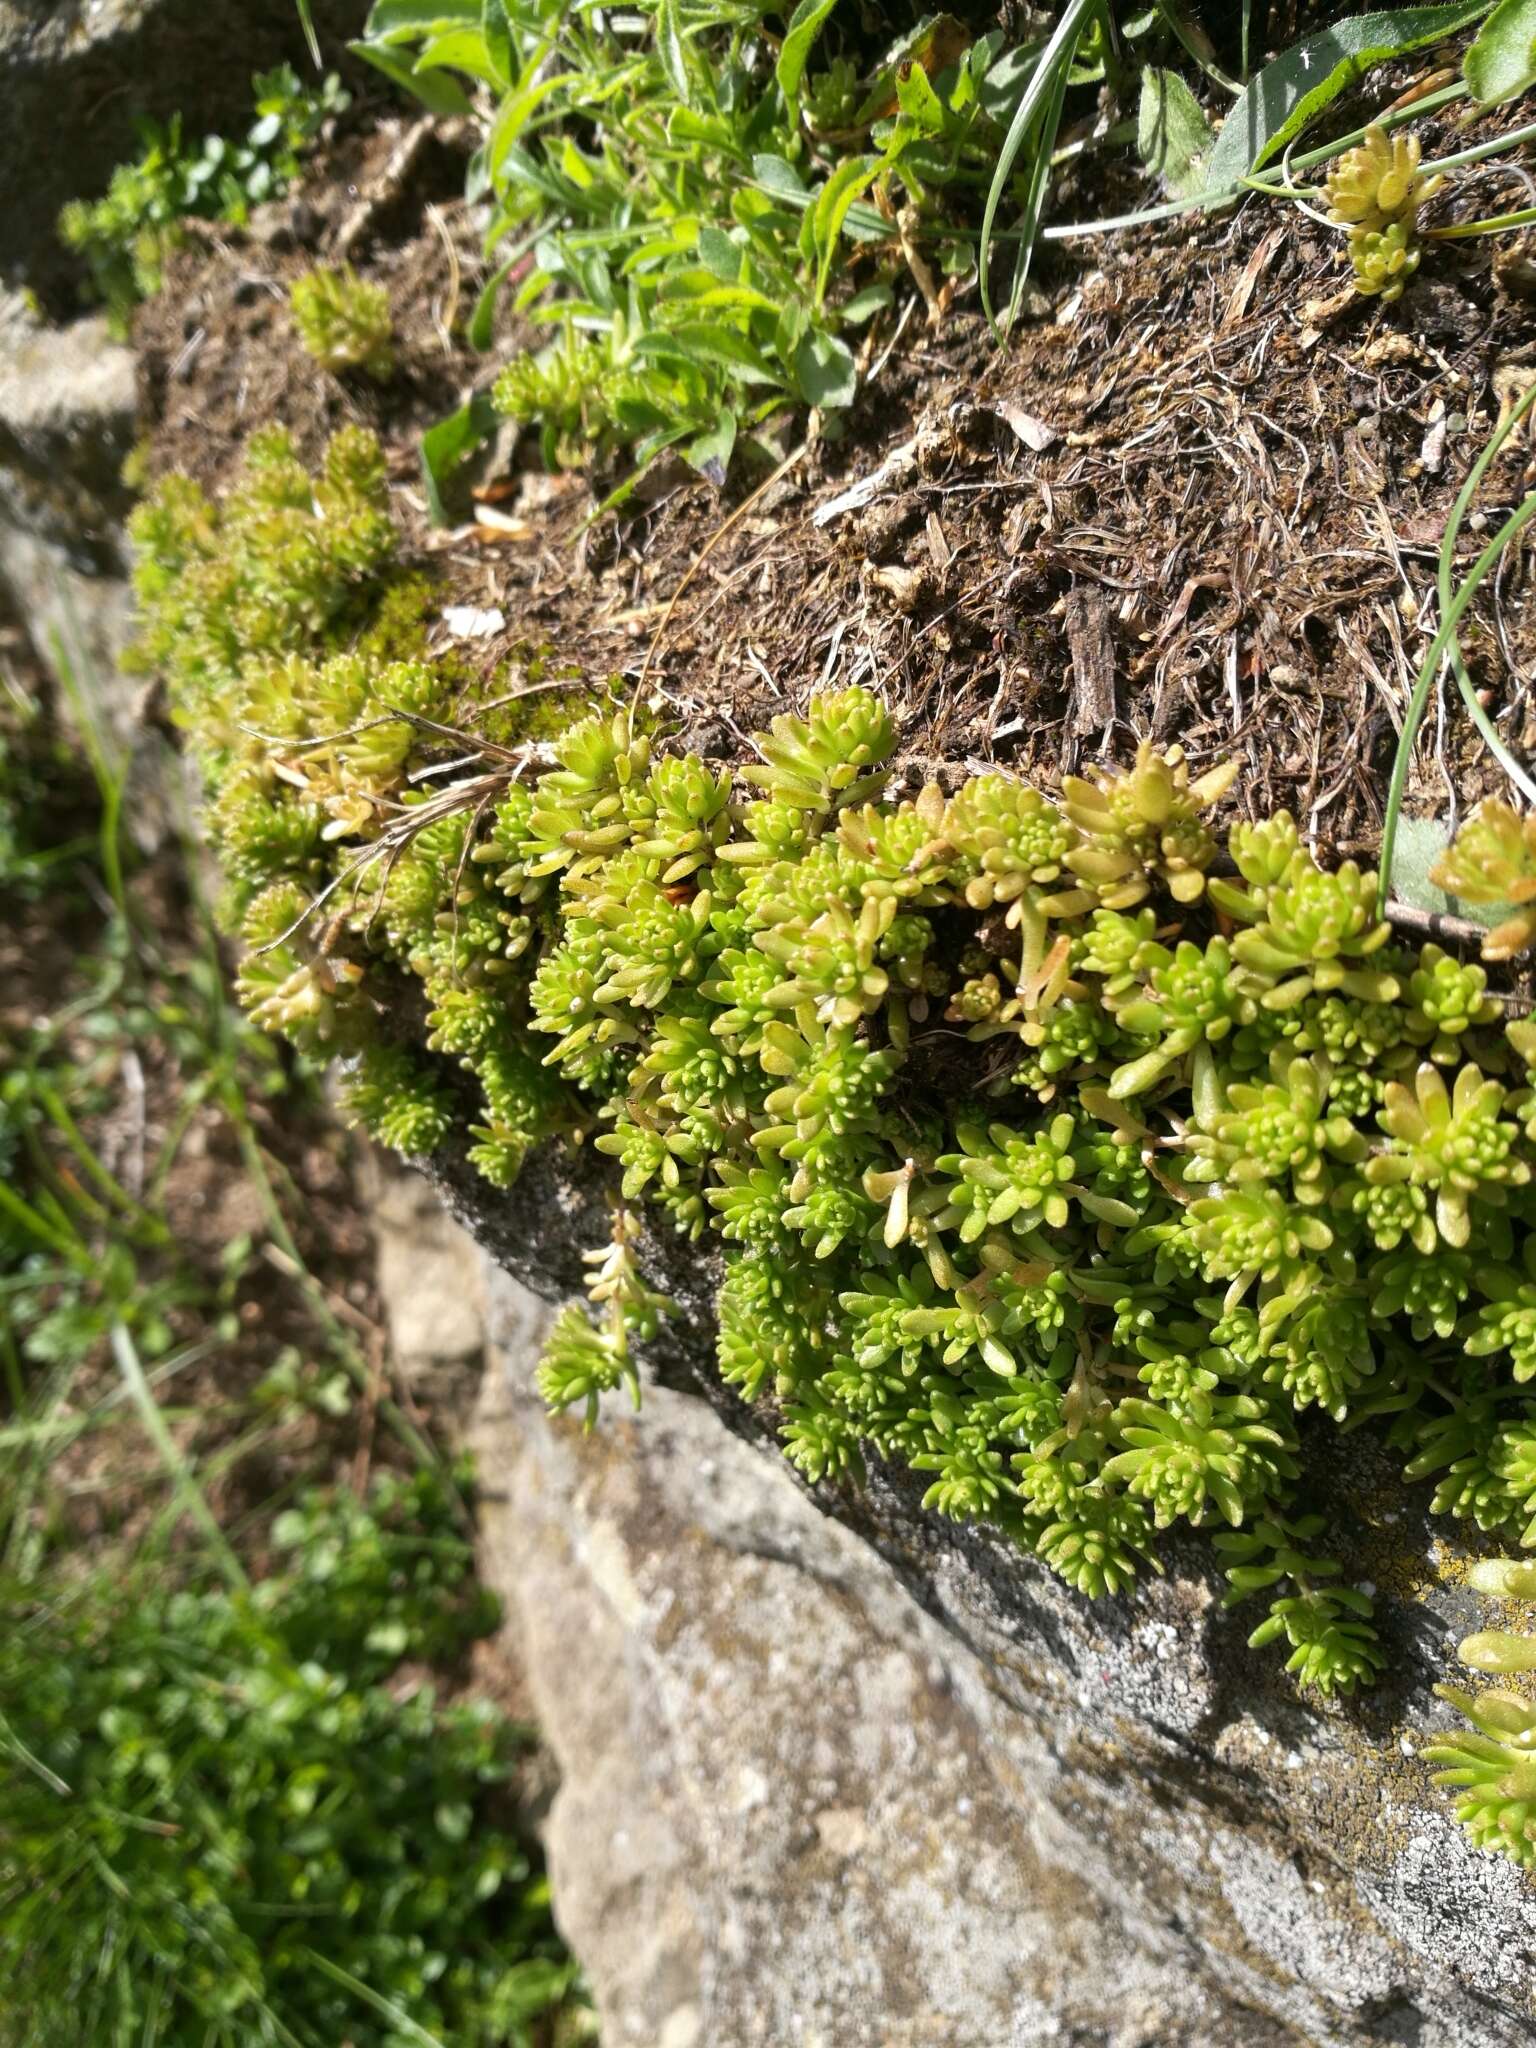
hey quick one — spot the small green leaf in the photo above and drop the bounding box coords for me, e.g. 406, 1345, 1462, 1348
637, 322, 783, 384
794, 328, 857, 409
1136, 68, 1214, 198
1465, 0, 1536, 101
467, 250, 521, 350
840, 281, 894, 323
656, 0, 692, 107
481, 0, 513, 86
363, 0, 480, 43
776, 0, 842, 106
752, 153, 810, 203
349, 38, 475, 114
698, 225, 743, 282
413, 26, 501, 82
894, 59, 947, 135
810, 155, 881, 307
420, 390, 499, 526
682, 407, 738, 483
435, 1799, 473, 1842
486, 51, 566, 186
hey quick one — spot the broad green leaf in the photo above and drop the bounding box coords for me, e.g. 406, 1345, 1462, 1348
776, 0, 842, 106
710, 284, 782, 317
682, 408, 738, 482
977, 38, 1044, 120
894, 57, 947, 135
840, 281, 894, 323
752, 153, 810, 203
349, 39, 475, 113
420, 391, 499, 526
668, 107, 740, 154
775, 297, 810, 365
853, 15, 973, 124
1465, 0, 1536, 100
794, 328, 857, 408
1137, 68, 1214, 198
656, 0, 694, 108
698, 225, 743, 281
636, 323, 784, 384
363, 0, 480, 43
482, 0, 513, 86
1202, 1, 1492, 189
413, 26, 501, 82
810, 154, 881, 307
486, 50, 567, 186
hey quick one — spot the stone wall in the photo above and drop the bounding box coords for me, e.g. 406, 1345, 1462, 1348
437, 1136, 1536, 2048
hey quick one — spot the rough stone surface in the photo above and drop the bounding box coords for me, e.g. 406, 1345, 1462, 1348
437, 1136, 1536, 2048
362, 1154, 491, 1427
0, 289, 138, 758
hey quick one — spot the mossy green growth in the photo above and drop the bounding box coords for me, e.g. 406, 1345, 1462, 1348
290, 265, 395, 379
132, 428, 1536, 1699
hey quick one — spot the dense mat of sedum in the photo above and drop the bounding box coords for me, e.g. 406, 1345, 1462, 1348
132, 427, 1536, 1703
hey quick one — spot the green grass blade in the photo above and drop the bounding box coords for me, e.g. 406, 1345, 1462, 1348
109, 1324, 250, 1591
1003, 40, 1070, 328
50, 625, 129, 922
1436, 377, 1536, 805
301, 1951, 446, 2046
1379, 484, 1536, 909
0, 1179, 90, 1263
33, 1081, 168, 1238
980, 0, 1097, 332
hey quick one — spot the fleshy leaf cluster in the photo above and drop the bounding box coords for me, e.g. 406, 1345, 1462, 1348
1425, 1558, 1536, 1866
1323, 123, 1443, 303
290, 264, 395, 379
131, 430, 1536, 1699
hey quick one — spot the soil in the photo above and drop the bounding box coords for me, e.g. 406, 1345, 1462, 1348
132, 70, 1536, 867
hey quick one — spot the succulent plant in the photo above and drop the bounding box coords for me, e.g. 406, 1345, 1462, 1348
1061, 742, 1237, 908
1366, 1061, 1528, 1250
1429, 797, 1536, 960
1348, 220, 1421, 301
1425, 1559, 1536, 1865
1104, 1392, 1296, 1528
1324, 124, 1442, 232
133, 427, 1536, 1703
289, 265, 395, 378
743, 687, 895, 814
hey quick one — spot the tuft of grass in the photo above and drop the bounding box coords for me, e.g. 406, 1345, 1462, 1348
0, 1465, 589, 2048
